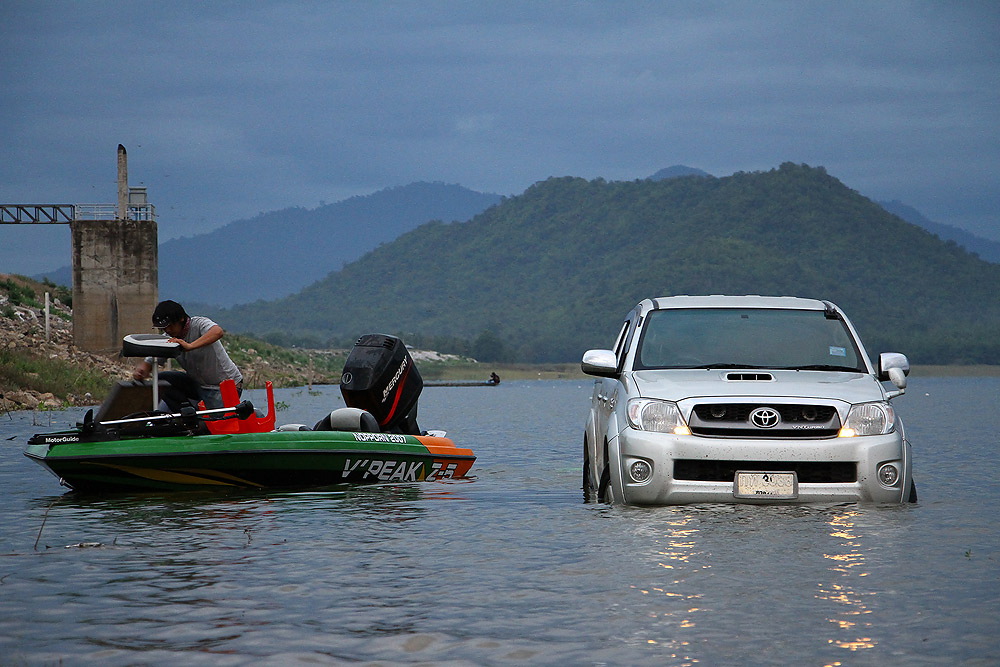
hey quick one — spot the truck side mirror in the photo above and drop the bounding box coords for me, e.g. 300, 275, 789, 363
581, 349, 619, 378
878, 352, 909, 383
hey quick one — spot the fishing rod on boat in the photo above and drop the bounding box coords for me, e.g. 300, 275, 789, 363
79, 400, 256, 434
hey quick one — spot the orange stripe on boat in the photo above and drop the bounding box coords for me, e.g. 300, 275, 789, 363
415, 435, 476, 457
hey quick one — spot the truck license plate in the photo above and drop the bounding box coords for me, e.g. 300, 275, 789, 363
734, 471, 798, 499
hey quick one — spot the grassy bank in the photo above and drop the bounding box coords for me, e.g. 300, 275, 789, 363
418, 363, 1000, 381
2, 336, 995, 410
909, 365, 1000, 377
0, 348, 113, 405
224, 333, 347, 388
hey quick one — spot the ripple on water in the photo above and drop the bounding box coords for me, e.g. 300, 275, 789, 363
1, 379, 998, 664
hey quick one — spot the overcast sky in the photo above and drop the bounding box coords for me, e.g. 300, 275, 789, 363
2, 1, 998, 275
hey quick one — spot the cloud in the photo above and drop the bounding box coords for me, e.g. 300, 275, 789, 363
1, 0, 998, 277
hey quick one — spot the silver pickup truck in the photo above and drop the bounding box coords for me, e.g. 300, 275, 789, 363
582, 295, 915, 505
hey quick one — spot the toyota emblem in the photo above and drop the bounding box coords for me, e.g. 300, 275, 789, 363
341, 372, 353, 385
749, 407, 780, 428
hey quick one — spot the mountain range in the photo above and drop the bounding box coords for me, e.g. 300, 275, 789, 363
876, 200, 1000, 264
34, 182, 503, 306
33, 167, 999, 305
159, 182, 502, 306
212, 163, 1000, 365
28, 165, 999, 364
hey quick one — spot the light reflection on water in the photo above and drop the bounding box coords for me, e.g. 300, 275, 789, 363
1, 378, 998, 664
820, 510, 876, 651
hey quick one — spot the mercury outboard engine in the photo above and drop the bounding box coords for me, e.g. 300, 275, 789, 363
340, 334, 423, 435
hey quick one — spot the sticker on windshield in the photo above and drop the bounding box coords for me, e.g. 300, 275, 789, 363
829, 346, 847, 357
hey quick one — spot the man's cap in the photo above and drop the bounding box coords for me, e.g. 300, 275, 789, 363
152, 300, 188, 327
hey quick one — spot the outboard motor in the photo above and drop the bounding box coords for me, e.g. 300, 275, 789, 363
340, 334, 423, 434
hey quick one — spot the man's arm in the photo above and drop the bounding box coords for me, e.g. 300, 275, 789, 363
170, 324, 224, 351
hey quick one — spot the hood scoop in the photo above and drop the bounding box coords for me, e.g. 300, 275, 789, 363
726, 372, 774, 382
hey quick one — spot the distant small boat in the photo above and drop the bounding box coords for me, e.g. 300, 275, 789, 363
425, 373, 500, 388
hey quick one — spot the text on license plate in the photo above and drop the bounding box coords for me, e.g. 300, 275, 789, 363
734, 471, 798, 499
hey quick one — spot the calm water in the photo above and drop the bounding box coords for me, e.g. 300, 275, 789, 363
1, 378, 997, 665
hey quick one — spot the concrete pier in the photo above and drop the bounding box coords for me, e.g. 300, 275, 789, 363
0, 210, 159, 352
70, 218, 158, 353
1, 145, 159, 353
70, 145, 158, 353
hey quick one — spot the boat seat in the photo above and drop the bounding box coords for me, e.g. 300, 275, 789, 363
313, 407, 380, 433
203, 380, 276, 434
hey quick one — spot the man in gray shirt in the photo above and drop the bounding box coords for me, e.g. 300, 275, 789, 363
133, 300, 244, 411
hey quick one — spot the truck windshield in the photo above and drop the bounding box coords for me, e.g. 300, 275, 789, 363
634, 308, 866, 371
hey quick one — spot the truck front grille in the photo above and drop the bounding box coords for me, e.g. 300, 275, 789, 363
689, 403, 840, 437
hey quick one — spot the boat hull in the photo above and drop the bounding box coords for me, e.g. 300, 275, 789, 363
24, 430, 475, 493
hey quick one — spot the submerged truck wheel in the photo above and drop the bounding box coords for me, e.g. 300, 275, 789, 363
597, 439, 612, 503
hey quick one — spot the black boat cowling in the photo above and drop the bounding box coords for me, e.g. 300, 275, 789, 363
339, 334, 422, 435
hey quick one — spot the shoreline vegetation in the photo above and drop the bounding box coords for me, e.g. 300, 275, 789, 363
1, 273, 997, 411
1, 273, 587, 410
906, 365, 1000, 377
217, 166, 1000, 366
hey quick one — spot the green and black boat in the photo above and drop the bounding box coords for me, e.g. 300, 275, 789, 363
25, 334, 476, 493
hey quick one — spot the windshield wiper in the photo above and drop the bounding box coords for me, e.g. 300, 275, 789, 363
684, 363, 770, 370
775, 364, 862, 372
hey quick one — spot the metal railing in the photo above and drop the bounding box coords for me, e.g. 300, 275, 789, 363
70, 204, 118, 220
0, 203, 156, 223
127, 203, 156, 221
0, 204, 75, 223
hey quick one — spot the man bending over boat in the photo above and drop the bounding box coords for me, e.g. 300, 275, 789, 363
132, 300, 244, 412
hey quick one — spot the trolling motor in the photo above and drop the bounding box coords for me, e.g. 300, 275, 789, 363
27, 400, 260, 447
89, 400, 256, 430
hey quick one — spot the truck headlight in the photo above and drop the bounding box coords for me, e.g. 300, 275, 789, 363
839, 401, 896, 437
627, 398, 691, 435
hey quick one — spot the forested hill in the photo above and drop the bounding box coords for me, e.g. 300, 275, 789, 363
878, 199, 1000, 263
217, 163, 1000, 364
159, 182, 503, 306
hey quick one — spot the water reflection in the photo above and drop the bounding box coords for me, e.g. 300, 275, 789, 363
621, 508, 707, 665
819, 509, 876, 653
13, 478, 476, 658
614, 503, 911, 664
28, 482, 475, 553
4, 378, 997, 664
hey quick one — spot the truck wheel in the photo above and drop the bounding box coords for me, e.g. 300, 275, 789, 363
596, 438, 614, 503
907, 480, 918, 503
597, 462, 611, 503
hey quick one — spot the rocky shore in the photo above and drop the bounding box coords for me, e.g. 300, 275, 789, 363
0, 293, 132, 410
1, 274, 519, 413
0, 286, 326, 411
